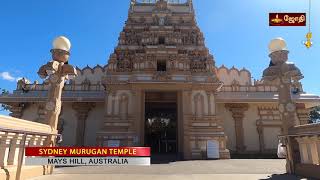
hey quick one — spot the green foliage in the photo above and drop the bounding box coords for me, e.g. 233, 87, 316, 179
0, 88, 10, 111
310, 106, 320, 123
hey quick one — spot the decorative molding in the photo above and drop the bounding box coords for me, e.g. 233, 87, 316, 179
296, 103, 310, 125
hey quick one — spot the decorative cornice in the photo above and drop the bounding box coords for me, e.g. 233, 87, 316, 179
75, 64, 107, 76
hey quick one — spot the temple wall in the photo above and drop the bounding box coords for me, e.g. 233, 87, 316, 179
106, 90, 133, 116
243, 104, 260, 152
263, 127, 281, 150
84, 103, 104, 146
219, 103, 282, 153
191, 90, 209, 116
18, 101, 285, 153
21, 103, 38, 122
217, 104, 236, 151
59, 103, 77, 146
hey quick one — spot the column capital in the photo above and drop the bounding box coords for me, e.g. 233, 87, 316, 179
225, 103, 249, 119
225, 103, 249, 111
72, 102, 95, 114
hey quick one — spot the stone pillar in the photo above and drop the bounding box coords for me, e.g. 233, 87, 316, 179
206, 91, 212, 116
73, 102, 95, 146
8, 103, 26, 119
225, 103, 249, 153
182, 90, 192, 159
131, 89, 144, 145
256, 121, 265, 153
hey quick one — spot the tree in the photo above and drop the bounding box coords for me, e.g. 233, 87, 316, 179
310, 106, 320, 123
0, 88, 10, 112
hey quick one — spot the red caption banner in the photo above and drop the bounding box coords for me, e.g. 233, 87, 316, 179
269, 13, 306, 26
25, 147, 150, 157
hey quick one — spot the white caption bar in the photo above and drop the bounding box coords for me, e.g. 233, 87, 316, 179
25, 157, 150, 166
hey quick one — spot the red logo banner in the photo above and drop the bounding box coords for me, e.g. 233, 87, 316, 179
25, 147, 151, 157
269, 13, 306, 26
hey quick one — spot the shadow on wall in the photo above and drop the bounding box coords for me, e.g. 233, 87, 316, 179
259, 174, 316, 180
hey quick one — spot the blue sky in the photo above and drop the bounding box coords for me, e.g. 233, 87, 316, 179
0, 0, 319, 114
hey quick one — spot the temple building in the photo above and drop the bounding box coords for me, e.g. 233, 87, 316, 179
1, 0, 319, 160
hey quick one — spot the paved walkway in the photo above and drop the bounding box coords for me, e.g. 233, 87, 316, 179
28, 159, 310, 180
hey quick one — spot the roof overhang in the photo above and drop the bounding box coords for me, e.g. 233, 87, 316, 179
216, 92, 320, 108
0, 91, 319, 108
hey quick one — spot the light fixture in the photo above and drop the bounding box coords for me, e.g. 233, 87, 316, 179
52, 36, 71, 52
303, 0, 313, 49
269, 37, 288, 53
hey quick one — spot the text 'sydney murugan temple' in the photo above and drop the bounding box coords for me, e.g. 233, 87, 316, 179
1, 0, 319, 160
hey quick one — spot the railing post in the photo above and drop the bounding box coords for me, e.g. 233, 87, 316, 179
0, 132, 10, 167
7, 133, 20, 166
15, 133, 27, 180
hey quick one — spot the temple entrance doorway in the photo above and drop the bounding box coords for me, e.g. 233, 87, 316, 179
144, 92, 178, 163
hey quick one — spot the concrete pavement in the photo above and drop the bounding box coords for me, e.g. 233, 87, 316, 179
28, 159, 312, 180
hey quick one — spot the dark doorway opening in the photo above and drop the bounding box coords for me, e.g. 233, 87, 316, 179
157, 60, 167, 72
158, 36, 165, 45
145, 92, 178, 163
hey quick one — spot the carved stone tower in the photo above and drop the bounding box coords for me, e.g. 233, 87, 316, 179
100, 0, 230, 160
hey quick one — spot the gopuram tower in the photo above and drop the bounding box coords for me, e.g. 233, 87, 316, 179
100, 0, 230, 160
